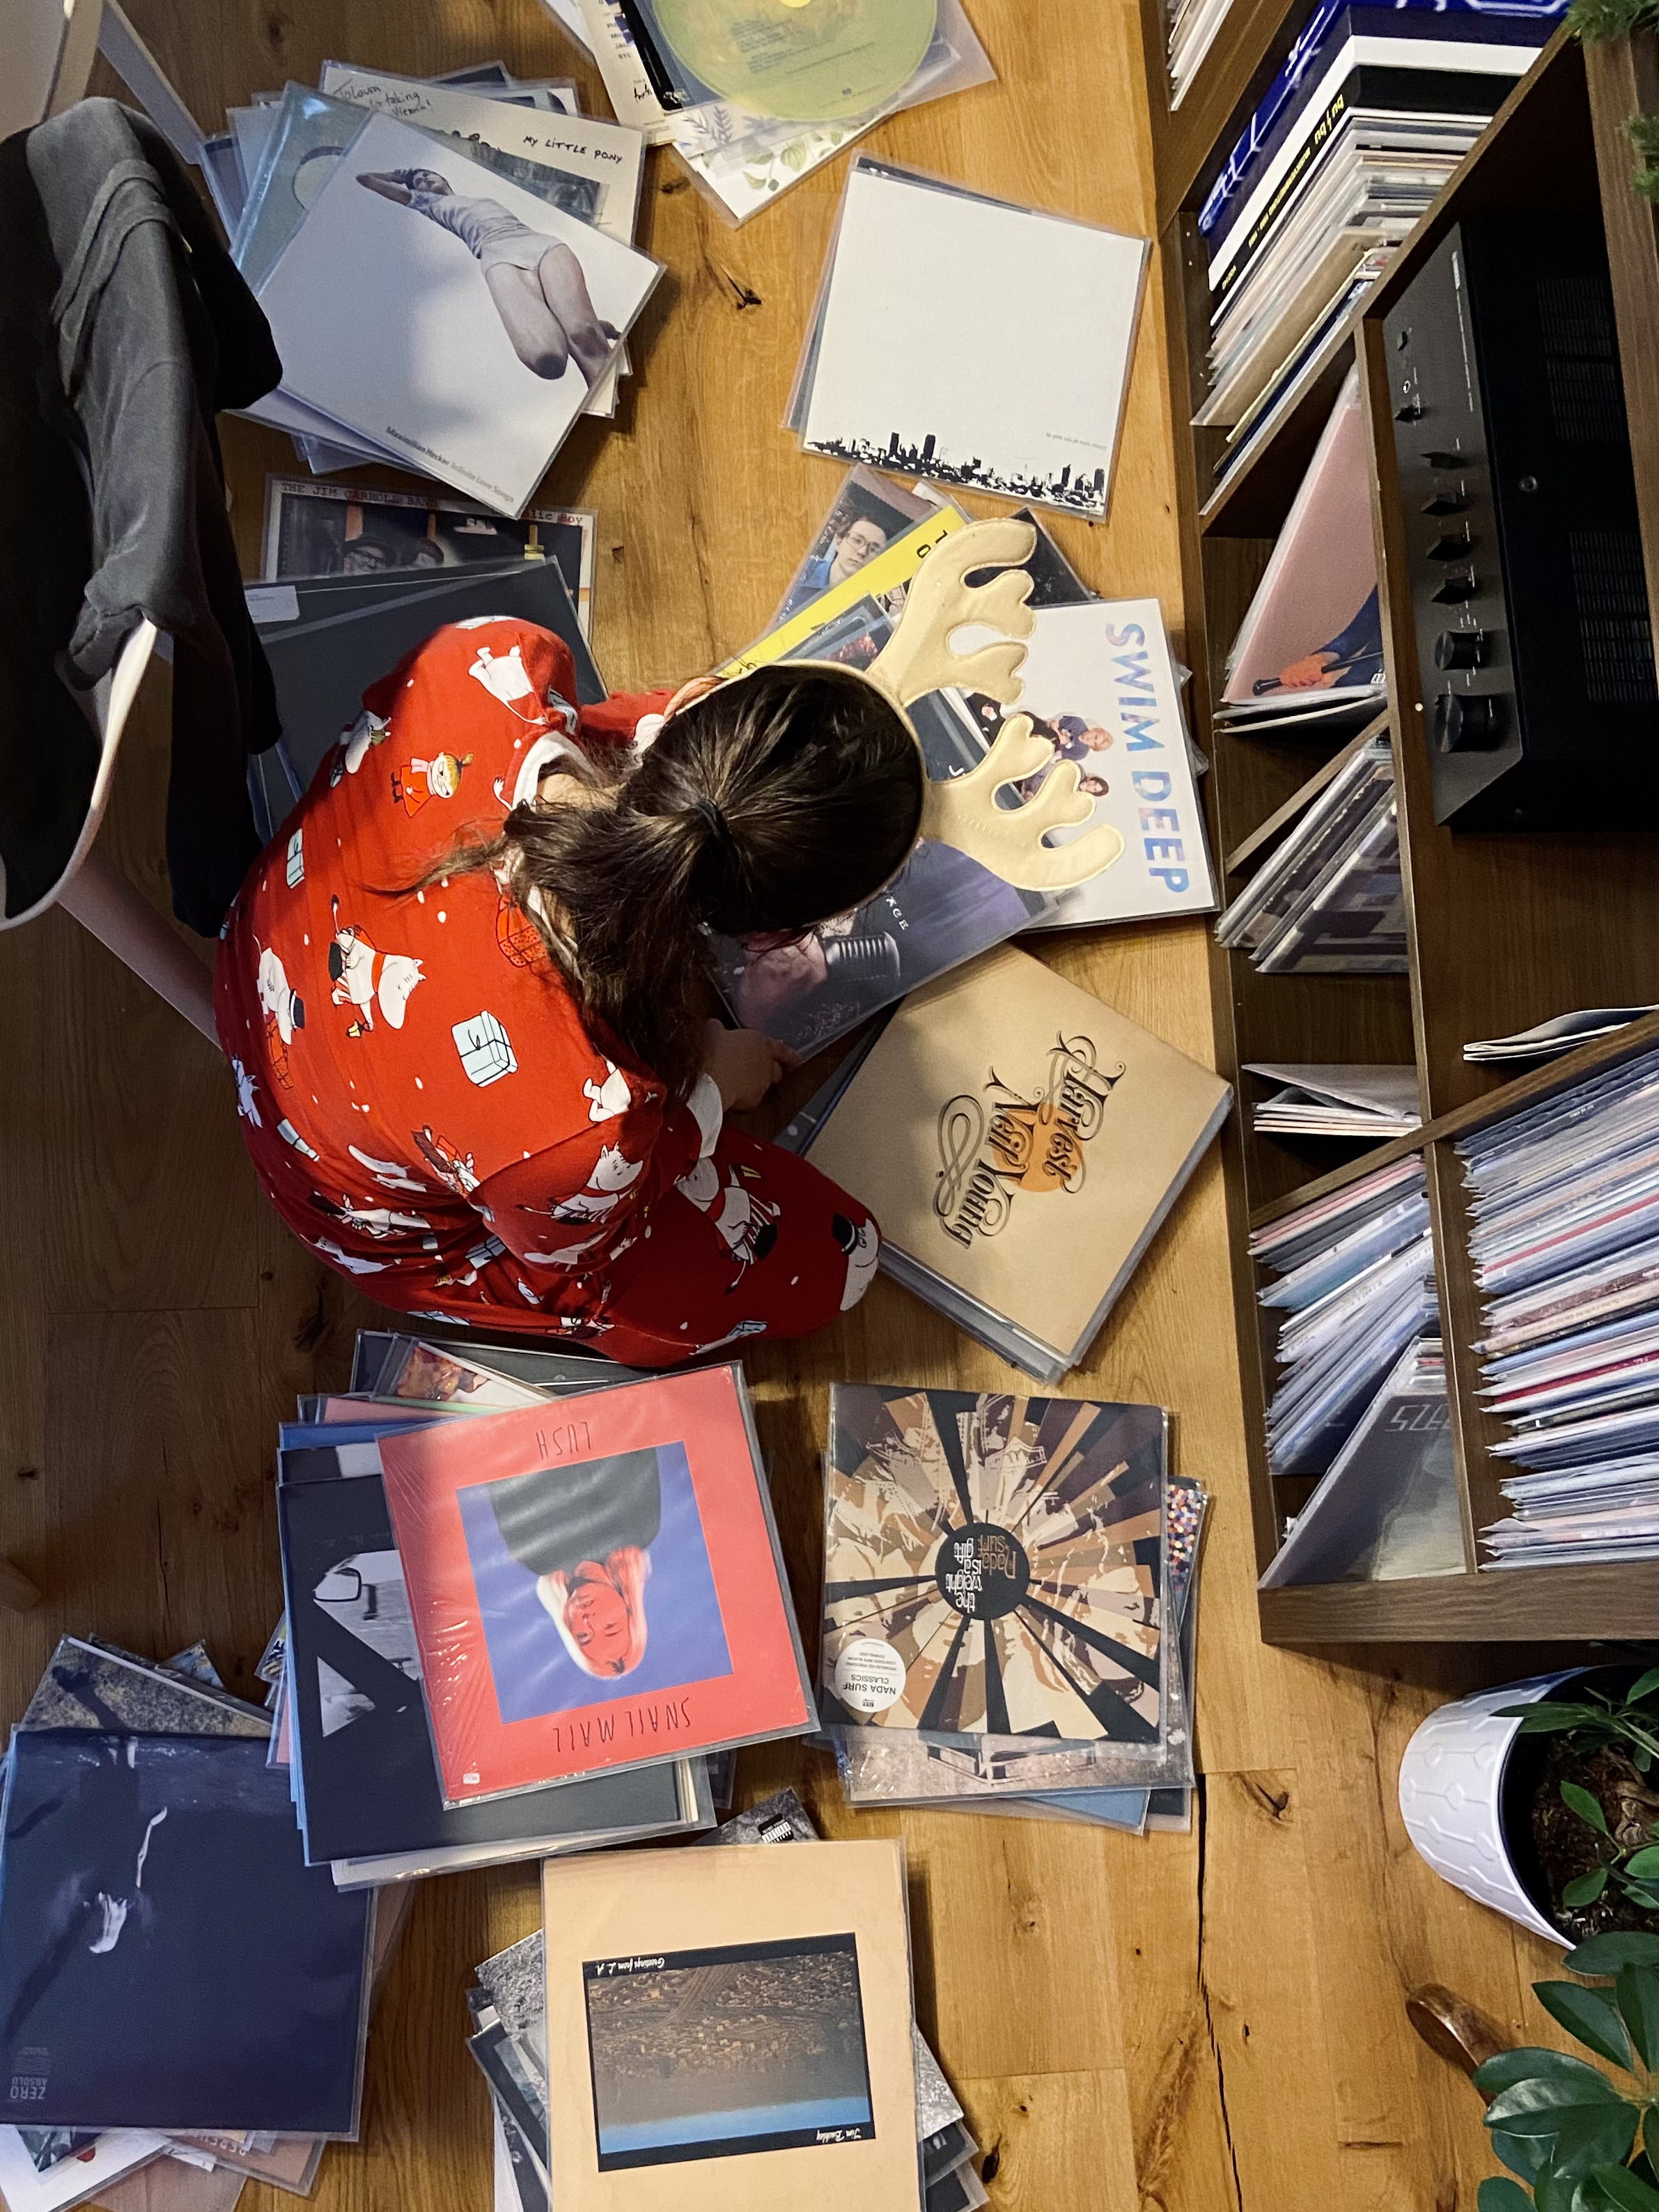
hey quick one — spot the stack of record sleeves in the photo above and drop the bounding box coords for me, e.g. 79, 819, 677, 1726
1168, 0, 1239, 107
816, 1385, 1209, 1835
1214, 734, 1406, 976
0, 1633, 414, 2211
575, 0, 994, 226
1250, 1158, 1438, 1479
194, 61, 644, 480
201, 62, 661, 513
470, 1793, 988, 2212
1214, 373, 1387, 745
1460, 1043, 1659, 1566
270, 1332, 820, 1887
1192, 0, 1559, 489
1258, 1337, 1465, 1587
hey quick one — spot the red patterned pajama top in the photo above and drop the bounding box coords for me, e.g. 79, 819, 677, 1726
215, 618, 878, 1365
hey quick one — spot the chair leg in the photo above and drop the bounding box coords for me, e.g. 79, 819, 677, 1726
56, 846, 219, 1046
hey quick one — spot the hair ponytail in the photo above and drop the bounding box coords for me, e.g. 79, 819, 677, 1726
488, 664, 923, 1098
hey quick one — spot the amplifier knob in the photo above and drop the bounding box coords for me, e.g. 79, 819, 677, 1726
1435, 692, 1504, 751
1433, 572, 1480, 604
1424, 451, 1465, 470
1435, 630, 1488, 670
1396, 400, 1424, 422
1422, 490, 1468, 517
1428, 529, 1475, 561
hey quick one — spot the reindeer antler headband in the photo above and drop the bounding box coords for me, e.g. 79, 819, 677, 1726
858, 515, 1126, 893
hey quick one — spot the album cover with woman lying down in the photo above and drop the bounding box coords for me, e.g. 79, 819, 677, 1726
820, 1385, 1168, 1747
379, 1366, 814, 1805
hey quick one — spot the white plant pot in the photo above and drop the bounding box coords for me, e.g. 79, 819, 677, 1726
1398, 1668, 1582, 1947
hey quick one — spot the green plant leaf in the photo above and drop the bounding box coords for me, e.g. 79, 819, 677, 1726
1479, 2050, 1618, 2095
1637, 1747, 1655, 1775
1538, 1983, 1635, 2069
1624, 1849, 1659, 1878
1479, 2050, 1619, 2095
1495, 2130, 1548, 2183
1566, 1782, 1614, 1836
1507, 1705, 1615, 1732
1589, 2165, 1659, 2211
1549, 2103, 1639, 2181
1479, 2181, 1539, 2212
1534, 2163, 1582, 2212
1566, 1867, 1614, 1907
1486, 2078, 1630, 2135
1570, 1936, 1659, 1976
1615, 1965, 1659, 2069
1625, 1669, 1659, 1706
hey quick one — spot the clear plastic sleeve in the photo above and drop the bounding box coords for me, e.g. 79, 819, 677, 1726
788, 154, 1148, 517
662, 0, 995, 227
821, 1387, 1191, 1794
376, 1365, 816, 1808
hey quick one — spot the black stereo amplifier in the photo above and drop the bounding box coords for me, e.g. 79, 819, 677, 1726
1382, 218, 1658, 829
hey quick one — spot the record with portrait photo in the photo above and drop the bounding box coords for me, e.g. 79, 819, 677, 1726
771, 467, 936, 627
276, 1460, 695, 1867
379, 1366, 813, 1803
820, 1385, 1167, 1745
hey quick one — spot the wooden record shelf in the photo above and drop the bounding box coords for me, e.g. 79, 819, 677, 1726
1146, 16, 1659, 1640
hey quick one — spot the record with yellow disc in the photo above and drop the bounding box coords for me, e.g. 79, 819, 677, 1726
650, 0, 937, 123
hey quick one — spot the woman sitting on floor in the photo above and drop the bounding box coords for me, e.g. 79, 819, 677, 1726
217, 621, 917, 1366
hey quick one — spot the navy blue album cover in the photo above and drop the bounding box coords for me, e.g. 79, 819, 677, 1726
279, 1464, 688, 1865
0, 1731, 371, 2133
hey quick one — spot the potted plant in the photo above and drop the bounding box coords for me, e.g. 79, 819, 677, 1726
1472, 1930, 1659, 2211
1399, 1665, 1659, 1947
1502, 1672, 1659, 1942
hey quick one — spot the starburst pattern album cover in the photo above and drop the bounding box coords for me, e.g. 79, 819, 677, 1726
820, 1385, 1166, 1745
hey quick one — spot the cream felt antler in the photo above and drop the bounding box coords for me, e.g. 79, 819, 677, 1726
926, 712, 1126, 891
865, 516, 1039, 710
862, 515, 1126, 894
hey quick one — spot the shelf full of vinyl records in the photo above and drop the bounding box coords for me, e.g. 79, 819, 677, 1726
1142, 6, 1659, 1638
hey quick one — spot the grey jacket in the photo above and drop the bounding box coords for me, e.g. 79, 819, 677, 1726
0, 99, 282, 934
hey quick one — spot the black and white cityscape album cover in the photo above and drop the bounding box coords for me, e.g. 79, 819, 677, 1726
800, 159, 1148, 518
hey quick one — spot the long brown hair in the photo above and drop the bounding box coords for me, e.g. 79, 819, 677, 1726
494, 664, 922, 1098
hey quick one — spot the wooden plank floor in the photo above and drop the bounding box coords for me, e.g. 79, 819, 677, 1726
0, 1, 1580, 2204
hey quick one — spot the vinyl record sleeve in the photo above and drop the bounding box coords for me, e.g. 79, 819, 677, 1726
540, 1839, 919, 2210
820, 1385, 1167, 1749
279, 1467, 701, 1864
351, 1329, 641, 1396
260, 475, 598, 638
256, 111, 662, 516
805, 946, 1231, 1371
252, 556, 604, 793
0, 2124, 166, 2212
0, 1733, 371, 2134
21, 1641, 270, 1742
311, 65, 644, 413
379, 1366, 815, 1803
966, 601, 1216, 928
798, 159, 1147, 518
1223, 366, 1380, 703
